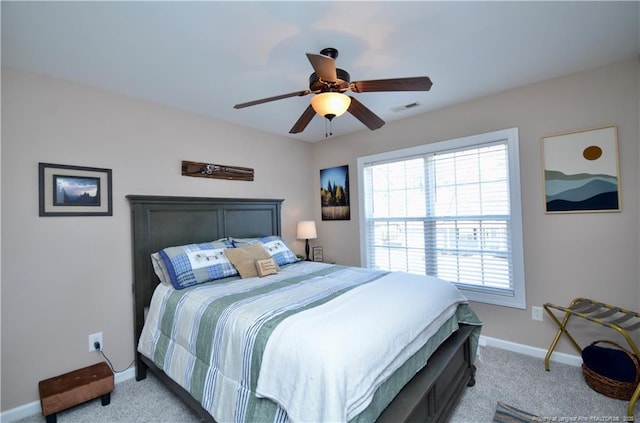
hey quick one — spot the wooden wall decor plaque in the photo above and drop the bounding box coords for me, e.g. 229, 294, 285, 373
181, 160, 254, 181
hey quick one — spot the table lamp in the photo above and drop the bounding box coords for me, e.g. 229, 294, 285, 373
296, 220, 317, 261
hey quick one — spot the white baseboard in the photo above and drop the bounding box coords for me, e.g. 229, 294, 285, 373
1, 339, 581, 422
479, 335, 583, 367
1, 367, 135, 423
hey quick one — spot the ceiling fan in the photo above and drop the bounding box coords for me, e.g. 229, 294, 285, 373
234, 47, 433, 135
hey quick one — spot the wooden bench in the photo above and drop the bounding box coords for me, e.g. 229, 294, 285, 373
38, 362, 114, 423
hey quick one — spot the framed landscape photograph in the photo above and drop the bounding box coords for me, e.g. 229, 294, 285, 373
320, 164, 350, 221
39, 162, 113, 216
541, 125, 620, 213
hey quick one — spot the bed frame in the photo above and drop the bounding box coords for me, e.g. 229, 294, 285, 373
127, 195, 476, 423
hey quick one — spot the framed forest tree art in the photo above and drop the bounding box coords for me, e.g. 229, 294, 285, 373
320, 165, 350, 221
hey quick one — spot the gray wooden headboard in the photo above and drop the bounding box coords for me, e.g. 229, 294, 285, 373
126, 195, 283, 379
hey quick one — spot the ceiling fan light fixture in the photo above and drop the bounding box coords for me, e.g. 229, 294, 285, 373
236, 48, 431, 134
310, 92, 351, 120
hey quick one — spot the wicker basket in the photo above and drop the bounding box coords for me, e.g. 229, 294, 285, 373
582, 340, 640, 400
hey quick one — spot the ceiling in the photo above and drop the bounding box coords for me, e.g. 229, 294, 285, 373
2, 1, 639, 143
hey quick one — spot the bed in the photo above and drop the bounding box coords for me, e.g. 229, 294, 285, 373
127, 195, 481, 423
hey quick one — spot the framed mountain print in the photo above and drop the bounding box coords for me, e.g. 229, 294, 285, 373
541, 125, 620, 213
39, 162, 113, 216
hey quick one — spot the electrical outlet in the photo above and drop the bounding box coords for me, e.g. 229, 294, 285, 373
88, 332, 103, 352
532, 306, 543, 322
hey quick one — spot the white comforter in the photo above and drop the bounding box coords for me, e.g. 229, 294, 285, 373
255, 268, 468, 422
139, 261, 470, 423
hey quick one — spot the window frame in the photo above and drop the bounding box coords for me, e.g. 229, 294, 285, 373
356, 127, 526, 309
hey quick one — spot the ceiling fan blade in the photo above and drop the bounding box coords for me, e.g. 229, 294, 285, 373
289, 105, 316, 134
347, 96, 385, 130
234, 90, 311, 109
350, 76, 433, 93
306, 53, 337, 82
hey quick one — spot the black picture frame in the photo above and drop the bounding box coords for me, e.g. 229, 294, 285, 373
39, 162, 113, 216
312, 246, 323, 262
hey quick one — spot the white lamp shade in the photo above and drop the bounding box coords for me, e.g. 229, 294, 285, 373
310, 92, 351, 119
296, 220, 317, 240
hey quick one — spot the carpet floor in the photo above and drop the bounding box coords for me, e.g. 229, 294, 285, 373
449, 346, 633, 422
14, 346, 635, 422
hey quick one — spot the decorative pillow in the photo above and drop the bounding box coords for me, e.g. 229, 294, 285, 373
259, 236, 299, 266
157, 240, 237, 289
230, 237, 260, 248
256, 258, 279, 277
151, 252, 172, 285
224, 244, 271, 278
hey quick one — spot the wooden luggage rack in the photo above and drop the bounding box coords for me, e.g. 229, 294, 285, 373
544, 298, 640, 418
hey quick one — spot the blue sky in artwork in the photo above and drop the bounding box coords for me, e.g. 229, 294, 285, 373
56, 176, 98, 197
320, 165, 347, 189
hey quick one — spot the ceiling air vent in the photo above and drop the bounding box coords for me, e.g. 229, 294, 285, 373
390, 102, 421, 113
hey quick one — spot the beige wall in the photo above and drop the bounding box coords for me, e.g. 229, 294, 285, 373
0, 68, 315, 410
2, 58, 639, 411
310, 58, 640, 354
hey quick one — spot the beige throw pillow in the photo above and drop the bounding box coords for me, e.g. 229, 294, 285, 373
256, 258, 278, 277
225, 244, 271, 278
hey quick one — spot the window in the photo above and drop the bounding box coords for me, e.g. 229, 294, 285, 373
357, 128, 525, 309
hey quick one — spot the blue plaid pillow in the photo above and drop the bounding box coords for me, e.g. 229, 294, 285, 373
259, 236, 300, 267
157, 240, 237, 289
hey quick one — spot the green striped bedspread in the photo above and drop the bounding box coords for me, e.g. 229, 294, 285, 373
138, 261, 481, 423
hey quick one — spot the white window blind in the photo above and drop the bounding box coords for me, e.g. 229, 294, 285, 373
358, 128, 525, 308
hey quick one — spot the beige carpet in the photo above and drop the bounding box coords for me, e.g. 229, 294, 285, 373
14, 346, 635, 422
449, 346, 633, 422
